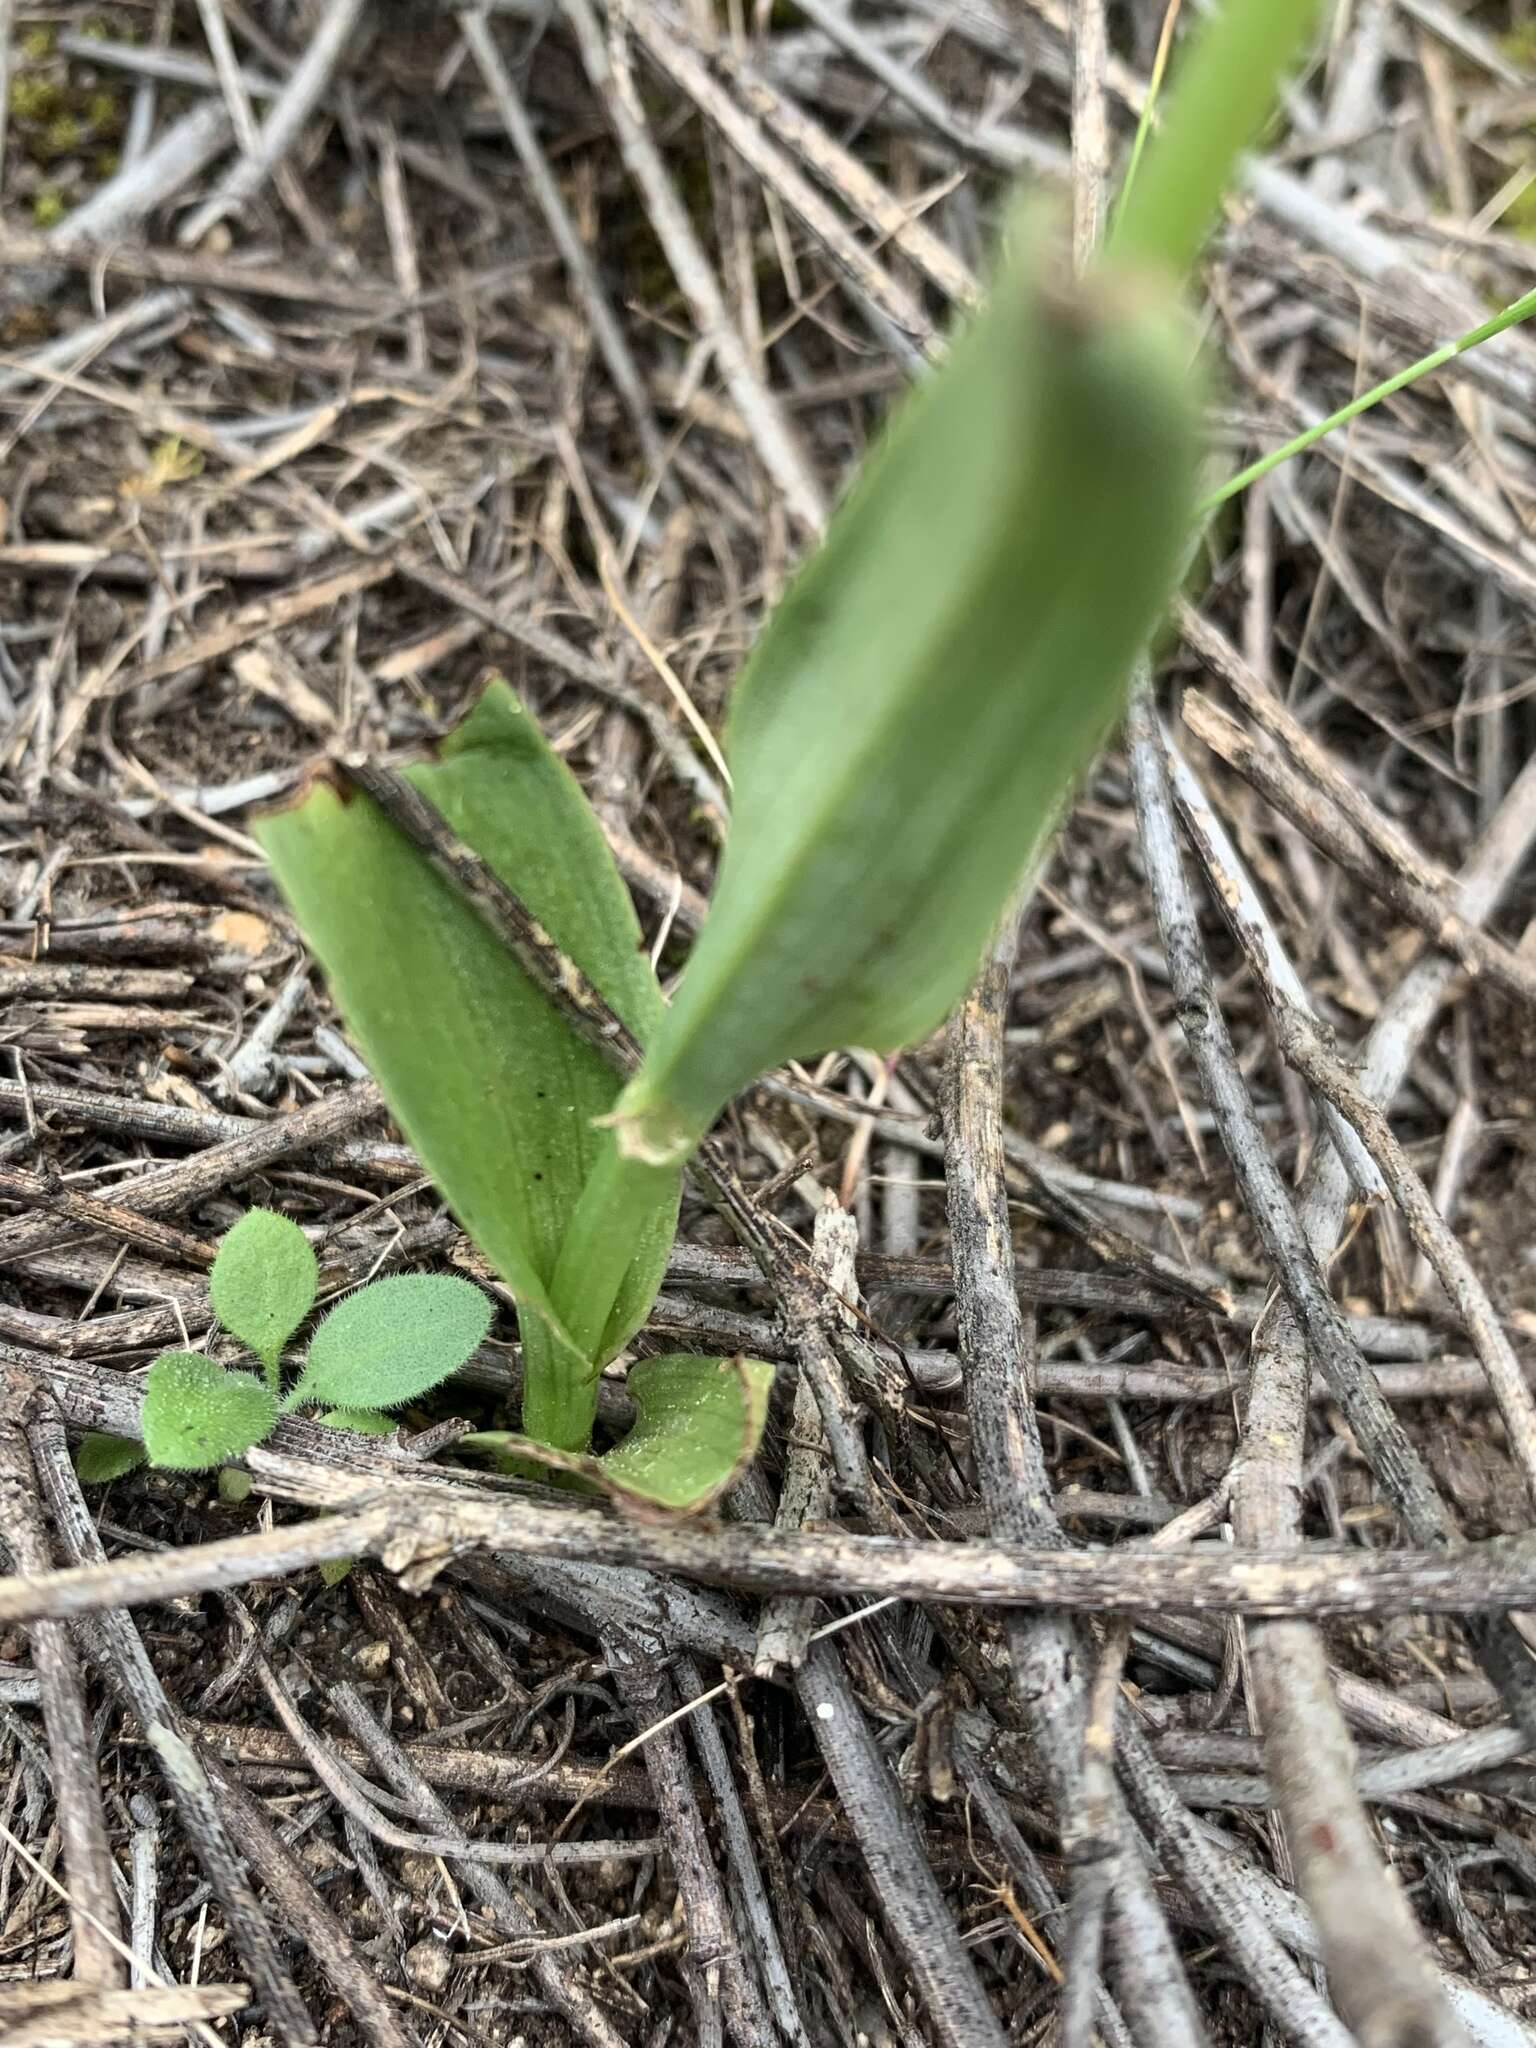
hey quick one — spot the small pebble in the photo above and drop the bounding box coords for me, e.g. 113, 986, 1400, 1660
404, 1936, 453, 1995
353, 1638, 391, 1675
398, 1854, 438, 1896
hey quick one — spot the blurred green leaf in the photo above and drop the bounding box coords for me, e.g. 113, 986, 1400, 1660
209, 1207, 317, 1377
1111, 0, 1325, 276
292, 1273, 492, 1410
316, 1406, 398, 1435
75, 1432, 146, 1485
614, 209, 1199, 1166
258, 683, 681, 1449
140, 1352, 277, 1472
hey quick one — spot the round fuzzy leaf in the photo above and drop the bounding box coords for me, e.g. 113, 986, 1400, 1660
75, 1432, 146, 1485
209, 1208, 318, 1365
140, 1352, 278, 1472
316, 1407, 397, 1436
296, 1274, 492, 1410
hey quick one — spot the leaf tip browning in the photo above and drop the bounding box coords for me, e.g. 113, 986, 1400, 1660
251, 758, 358, 830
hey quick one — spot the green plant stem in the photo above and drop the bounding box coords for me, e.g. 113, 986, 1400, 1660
1201, 282, 1536, 513
551, 1141, 667, 1354
1110, 0, 1323, 277
536, 1139, 673, 1448
258, 1347, 281, 1396
516, 1315, 587, 1456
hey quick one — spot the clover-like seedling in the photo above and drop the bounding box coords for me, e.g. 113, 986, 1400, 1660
77, 1209, 492, 1481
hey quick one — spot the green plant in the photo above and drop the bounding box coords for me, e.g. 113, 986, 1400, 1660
77, 1208, 493, 1478
255, 0, 1325, 1510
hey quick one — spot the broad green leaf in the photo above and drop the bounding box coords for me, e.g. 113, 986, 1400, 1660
75, 1432, 146, 1484
600, 1354, 775, 1510
612, 208, 1200, 1166
209, 1207, 317, 1373
258, 682, 681, 1450
292, 1273, 492, 1410
463, 1352, 775, 1511
316, 1407, 398, 1435
140, 1352, 278, 1472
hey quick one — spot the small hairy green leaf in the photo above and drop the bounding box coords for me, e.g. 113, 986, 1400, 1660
599, 1354, 775, 1510
294, 1274, 492, 1410
317, 1556, 355, 1587
75, 1432, 146, 1484
218, 1466, 253, 1504
140, 1352, 278, 1472
209, 1207, 317, 1368
316, 1407, 398, 1435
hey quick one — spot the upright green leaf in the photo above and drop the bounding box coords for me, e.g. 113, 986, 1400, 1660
209, 1207, 318, 1379
140, 1352, 277, 1472
291, 1273, 492, 1410
258, 683, 682, 1450
613, 207, 1200, 1166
